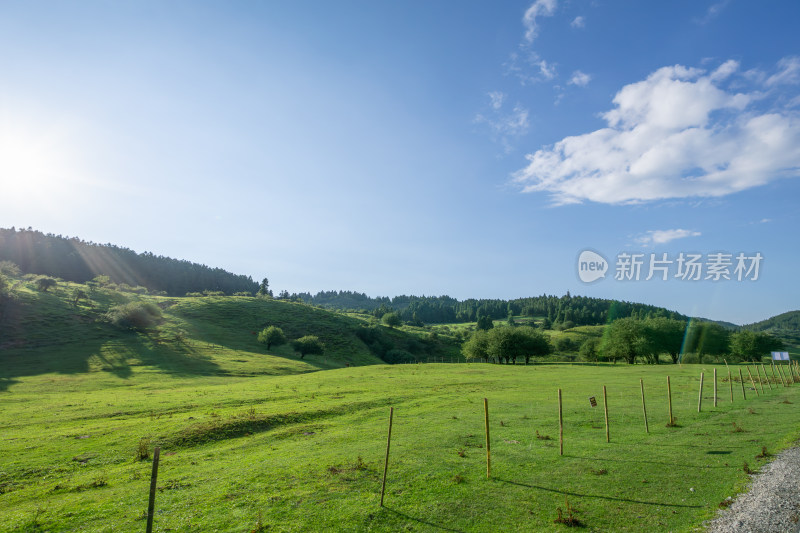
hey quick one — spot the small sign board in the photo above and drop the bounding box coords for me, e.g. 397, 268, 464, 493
589, 396, 597, 407
772, 351, 790, 361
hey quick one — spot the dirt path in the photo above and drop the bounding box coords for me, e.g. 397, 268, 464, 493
703, 445, 800, 532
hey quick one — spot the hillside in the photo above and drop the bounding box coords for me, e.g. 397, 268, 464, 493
0, 274, 461, 390
0, 227, 258, 296
745, 310, 800, 348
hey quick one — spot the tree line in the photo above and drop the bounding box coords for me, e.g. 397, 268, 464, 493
463, 316, 784, 365
0, 228, 258, 296
283, 290, 687, 327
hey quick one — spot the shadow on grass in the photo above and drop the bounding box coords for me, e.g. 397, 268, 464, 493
0, 330, 225, 391
495, 478, 702, 509
381, 507, 466, 532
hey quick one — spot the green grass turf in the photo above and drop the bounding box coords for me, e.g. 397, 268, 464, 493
2, 362, 799, 532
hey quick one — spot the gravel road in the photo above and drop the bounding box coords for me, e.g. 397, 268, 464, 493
704, 445, 800, 533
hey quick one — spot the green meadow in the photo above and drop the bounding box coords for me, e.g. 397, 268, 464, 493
2, 280, 800, 531
3, 360, 800, 532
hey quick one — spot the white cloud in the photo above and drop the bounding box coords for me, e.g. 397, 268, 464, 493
694, 0, 731, 24
538, 59, 557, 80
488, 91, 505, 110
568, 70, 591, 87
523, 0, 558, 43
503, 52, 557, 85
767, 57, 800, 86
710, 59, 739, 82
636, 229, 701, 246
570, 16, 585, 28
475, 102, 530, 152
513, 59, 800, 205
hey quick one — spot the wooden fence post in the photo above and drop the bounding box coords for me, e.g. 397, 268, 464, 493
146, 446, 161, 533
753, 366, 764, 394
603, 385, 610, 443
713, 368, 717, 407
729, 371, 733, 402
775, 365, 789, 387
640, 379, 649, 434
760, 364, 773, 391
558, 389, 563, 456
746, 367, 760, 396
667, 376, 674, 426
484, 398, 491, 478
698, 372, 704, 412
380, 407, 394, 507
739, 369, 747, 400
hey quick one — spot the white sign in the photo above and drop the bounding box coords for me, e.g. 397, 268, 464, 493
771, 351, 790, 361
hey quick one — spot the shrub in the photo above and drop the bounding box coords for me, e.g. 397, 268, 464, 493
35, 276, 57, 292
106, 302, 162, 330
0, 261, 20, 276
383, 349, 415, 364
382, 312, 402, 328
680, 352, 700, 364
202, 290, 225, 297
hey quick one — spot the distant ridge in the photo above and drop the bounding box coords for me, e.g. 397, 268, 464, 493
0, 227, 258, 296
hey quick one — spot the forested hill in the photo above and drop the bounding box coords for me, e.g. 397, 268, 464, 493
0, 228, 257, 296
288, 290, 687, 327
744, 310, 800, 346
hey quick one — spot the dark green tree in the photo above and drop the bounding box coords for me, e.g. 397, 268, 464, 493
683, 321, 730, 359
382, 312, 402, 328
507, 310, 516, 327
72, 288, 89, 306
487, 326, 551, 364
645, 317, 687, 364
291, 335, 324, 359
476, 313, 494, 331
579, 338, 599, 362
257, 278, 273, 297
257, 326, 287, 350
602, 318, 654, 364
462, 330, 490, 363
730, 330, 782, 362
35, 277, 57, 292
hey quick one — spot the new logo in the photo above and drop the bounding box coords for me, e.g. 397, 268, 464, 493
577, 250, 608, 283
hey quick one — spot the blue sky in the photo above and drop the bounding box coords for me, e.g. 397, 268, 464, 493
1, 1, 799, 324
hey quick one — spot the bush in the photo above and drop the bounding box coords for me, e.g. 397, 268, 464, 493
233, 292, 253, 297
203, 290, 225, 297
680, 352, 700, 364
579, 338, 600, 362
554, 336, 579, 353
106, 302, 162, 330
35, 276, 57, 292
0, 261, 20, 277
383, 349, 415, 364
185, 292, 204, 297
382, 312, 402, 328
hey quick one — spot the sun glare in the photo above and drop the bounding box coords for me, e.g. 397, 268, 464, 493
0, 117, 84, 204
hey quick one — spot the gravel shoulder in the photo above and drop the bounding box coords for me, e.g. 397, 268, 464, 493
703, 445, 800, 533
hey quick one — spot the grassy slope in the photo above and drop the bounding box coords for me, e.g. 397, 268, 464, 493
0, 277, 390, 392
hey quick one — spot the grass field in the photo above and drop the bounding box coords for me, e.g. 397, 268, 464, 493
3, 361, 800, 532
